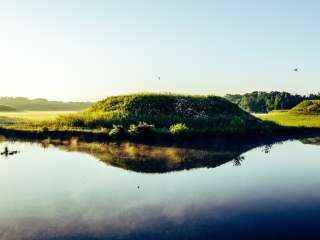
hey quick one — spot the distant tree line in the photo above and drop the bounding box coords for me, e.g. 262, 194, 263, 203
225, 91, 320, 113
0, 97, 93, 111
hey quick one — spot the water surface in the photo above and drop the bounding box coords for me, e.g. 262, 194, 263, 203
0, 138, 320, 240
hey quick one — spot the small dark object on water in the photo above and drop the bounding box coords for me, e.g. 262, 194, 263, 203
293, 68, 299, 72
137, 186, 140, 189
1, 146, 19, 156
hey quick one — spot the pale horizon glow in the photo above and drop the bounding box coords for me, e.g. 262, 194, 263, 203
0, 1, 319, 101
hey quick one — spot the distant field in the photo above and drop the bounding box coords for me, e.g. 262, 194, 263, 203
0, 111, 75, 124
255, 110, 320, 128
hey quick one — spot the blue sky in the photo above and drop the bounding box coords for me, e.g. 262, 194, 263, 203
0, 0, 319, 101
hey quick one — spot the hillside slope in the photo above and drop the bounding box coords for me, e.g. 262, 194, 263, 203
0, 105, 16, 112
290, 100, 320, 114
0, 97, 92, 111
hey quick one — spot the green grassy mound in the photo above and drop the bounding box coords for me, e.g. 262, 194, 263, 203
52, 94, 264, 133
0, 105, 17, 112
290, 100, 320, 114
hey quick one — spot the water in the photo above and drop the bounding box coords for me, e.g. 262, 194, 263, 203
0, 138, 320, 240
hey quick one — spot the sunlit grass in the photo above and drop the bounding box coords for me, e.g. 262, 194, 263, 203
0, 111, 76, 124
255, 110, 320, 128
0, 94, 297, 138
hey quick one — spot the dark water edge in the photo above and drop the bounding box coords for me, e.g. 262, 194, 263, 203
1, 125, 320, 147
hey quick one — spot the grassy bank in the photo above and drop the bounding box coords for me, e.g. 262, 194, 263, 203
255, 110, 320, 128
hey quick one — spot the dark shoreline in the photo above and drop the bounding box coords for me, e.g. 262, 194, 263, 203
1, 126, 320, 148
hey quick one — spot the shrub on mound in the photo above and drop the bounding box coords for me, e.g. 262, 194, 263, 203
128, 122, 155, 136
169, 123, 190, 135
109, 125, 126, 138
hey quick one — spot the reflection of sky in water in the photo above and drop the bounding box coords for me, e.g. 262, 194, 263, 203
0, 140, 320, 239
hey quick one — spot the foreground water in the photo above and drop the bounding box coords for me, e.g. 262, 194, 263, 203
0, 138, 320, 240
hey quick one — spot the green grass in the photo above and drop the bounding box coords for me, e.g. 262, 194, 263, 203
0, 111, 75, 125
255, 110, 320, 128
290, 100, 320, 114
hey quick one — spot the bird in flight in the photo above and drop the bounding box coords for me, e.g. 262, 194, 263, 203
293, 68, 299, 72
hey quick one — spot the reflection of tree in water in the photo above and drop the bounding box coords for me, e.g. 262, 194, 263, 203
233, 155, 245, 166
0, 146, 20, 157
261, 142, 284, 154
262, 144, 273, 154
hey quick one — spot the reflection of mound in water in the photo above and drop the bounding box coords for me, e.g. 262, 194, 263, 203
0, 136, 281, 172
1, 146, 19, 156
44, 139, 259, 173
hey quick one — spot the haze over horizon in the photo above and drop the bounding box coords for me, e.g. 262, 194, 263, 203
1, 1, 319, 101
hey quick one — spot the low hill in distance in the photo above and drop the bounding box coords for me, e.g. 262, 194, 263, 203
290, 100, 320, 114
0, 97, 93, 111
224, 94, 243, 104
225, 91, 320, 113
54, 94, 265, 133
0, 105, 17, 112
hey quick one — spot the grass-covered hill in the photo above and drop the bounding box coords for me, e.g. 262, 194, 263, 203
53, 94, 264, 133
290, 100, 320, 114
0, 105, 16, 112
0, 97, 92, 111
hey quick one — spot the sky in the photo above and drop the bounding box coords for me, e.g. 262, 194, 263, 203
0, 0, 319, 101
